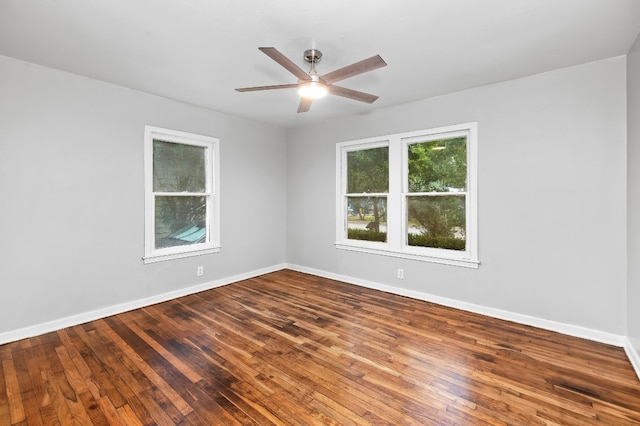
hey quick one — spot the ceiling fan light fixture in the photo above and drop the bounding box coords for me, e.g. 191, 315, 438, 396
298, 81, 328, 99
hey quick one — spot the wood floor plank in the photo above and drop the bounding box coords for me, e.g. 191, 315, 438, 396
66, 326, 127, 408
115, 403, 144, 426
0, 361, 10, 426
94, 395, 125, 426
2, 357, 26, 424
22, 341, 53, 411
123, 321, 203, 384
10, 350, 43, 426
1, 269, 640, 424
40, 369, 74, 426
96, 318, 194, 417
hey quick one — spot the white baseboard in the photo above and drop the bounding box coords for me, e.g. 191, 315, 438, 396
0, 263, 287, 345
4, 262, 638, 382
286, 263, 627, 348
625, 339, 640, 381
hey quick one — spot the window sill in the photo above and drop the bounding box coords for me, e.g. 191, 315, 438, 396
143, 247, 221, 264
335, 242, 479, 269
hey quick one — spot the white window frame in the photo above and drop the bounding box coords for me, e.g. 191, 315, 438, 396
335, 122, 478, 268
143, 125, 220, 264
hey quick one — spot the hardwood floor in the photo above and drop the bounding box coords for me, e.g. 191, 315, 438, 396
1, 270, 639, 425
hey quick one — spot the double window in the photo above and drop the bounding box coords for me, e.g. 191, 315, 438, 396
143, 126, 220, 263
336, 122, 478, 268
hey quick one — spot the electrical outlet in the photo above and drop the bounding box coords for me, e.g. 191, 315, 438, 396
197, 266, 204, 277
397, 268, 404, 279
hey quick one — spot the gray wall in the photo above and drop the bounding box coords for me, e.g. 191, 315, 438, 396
286, 56, 628, 335
0, 55, 287, 335
0, 52, 632, 344
628, 35, 640, 357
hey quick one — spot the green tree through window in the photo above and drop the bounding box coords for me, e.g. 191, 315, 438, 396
407, 137, 467, 250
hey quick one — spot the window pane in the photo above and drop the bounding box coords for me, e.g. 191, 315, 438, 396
347, 146, 388, 193
153, 140, 206, 192
407, 137, 466, 192
407, 195, 465, 250
347, 196, 387, 242
155, 196, 207, 248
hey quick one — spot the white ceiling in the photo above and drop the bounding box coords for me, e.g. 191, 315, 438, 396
1, 0, 639, 128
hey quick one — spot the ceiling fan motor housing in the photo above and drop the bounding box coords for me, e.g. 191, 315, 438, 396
304, 49, 322, 65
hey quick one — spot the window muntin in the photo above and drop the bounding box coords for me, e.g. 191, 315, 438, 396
144, 126, 220, 263
336, 123, 477, 268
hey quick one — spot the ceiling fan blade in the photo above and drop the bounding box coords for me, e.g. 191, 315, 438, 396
328, 85, 379, 104
321, 55, 387, 84
297, 97, 313, 113
259, 47, 312, 81
235, 83, 298, 92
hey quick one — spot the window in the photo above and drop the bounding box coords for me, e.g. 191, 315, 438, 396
345, 143, 389, 243
336, 122, 478, 268
143, 126, 220, 263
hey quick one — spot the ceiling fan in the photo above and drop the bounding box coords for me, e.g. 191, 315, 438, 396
235, 47, 387, 113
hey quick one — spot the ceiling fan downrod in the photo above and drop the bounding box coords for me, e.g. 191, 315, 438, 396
303, 49, 322, 69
